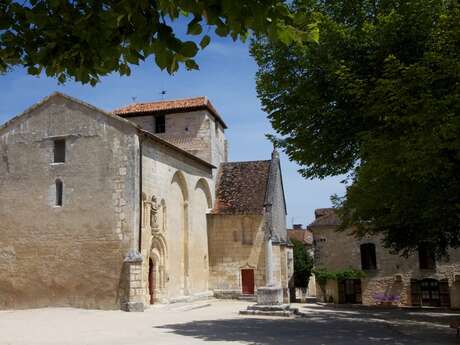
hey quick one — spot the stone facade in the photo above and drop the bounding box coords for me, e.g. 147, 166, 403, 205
139, 136, 214, 304
310, 209, 460, 308
0, 94, 139, 309
0, 92, 292, 310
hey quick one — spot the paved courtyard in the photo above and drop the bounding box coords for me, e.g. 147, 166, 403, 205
0, 300, 459, 345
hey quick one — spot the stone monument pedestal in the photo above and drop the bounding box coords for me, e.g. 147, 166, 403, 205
239, 286, 298, 317
256, 286, 284, 305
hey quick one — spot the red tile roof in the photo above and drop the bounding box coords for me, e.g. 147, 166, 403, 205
211, 160, 271, 215
113, 96, 227, 129
288, 229, 314, 245
308, 208, 341, 228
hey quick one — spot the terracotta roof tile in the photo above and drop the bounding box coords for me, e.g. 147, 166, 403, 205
308, 208, 341, 228
211, 160, 271, 215
288, 229, 314, 245
113, 96, 227, 128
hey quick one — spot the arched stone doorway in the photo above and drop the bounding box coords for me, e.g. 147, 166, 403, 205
149, 234, 167, 304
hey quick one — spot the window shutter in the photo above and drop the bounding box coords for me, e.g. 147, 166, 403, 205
338, 281, 345, 304
439, 279, 450, 307
355, 279, 362, 304
410, 279, 421, 306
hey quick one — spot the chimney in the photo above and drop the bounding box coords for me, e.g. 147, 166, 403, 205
293, 224, 303, 230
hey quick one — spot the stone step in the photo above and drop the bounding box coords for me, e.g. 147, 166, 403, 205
239, 309, 295, 317
240, 304, 299, 317
238, 295, 257, 302
247, 304, 291, 311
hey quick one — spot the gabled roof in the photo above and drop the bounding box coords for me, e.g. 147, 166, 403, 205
308, 208, 341, 228
0, 92, 135, 134
0, 92, 215, 170
113, 96, 227, 129
211, 160, 271, 215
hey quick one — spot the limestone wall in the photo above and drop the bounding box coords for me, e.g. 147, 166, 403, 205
313, 226, 460, 307
208, 214, 266, 293
128, 110, 227, 170
208, 214, 292, 298
0, 95, 139, 309
140, 139, 214, 304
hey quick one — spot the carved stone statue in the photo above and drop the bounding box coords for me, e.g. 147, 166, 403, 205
150, 196, 159, 232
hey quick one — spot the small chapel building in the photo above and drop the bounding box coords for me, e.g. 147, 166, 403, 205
0, 92, 293, 311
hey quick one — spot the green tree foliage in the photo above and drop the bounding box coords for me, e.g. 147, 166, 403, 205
291, 238, 313, 287
312, 267, 365, 298
252, 0, 460, 257
0, 0, 317, 85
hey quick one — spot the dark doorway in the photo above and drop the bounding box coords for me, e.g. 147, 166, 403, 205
241, 269, 255, 295
149, 258, 156, 304
420, 279, 440, 307
339, 279, 362, 304
411, 279, 450, 307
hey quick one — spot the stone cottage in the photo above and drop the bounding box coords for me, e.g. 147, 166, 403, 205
208, 154, 293, 302
0, 92, 292, 311
310, 208, 460, 308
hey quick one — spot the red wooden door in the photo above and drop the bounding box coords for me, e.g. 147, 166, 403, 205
241, 269, 255, 295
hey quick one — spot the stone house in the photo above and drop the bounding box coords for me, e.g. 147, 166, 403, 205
309, 208, 460, 308
0, 92, 292, 311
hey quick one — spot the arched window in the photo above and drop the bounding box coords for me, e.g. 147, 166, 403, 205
55, 179, 63, 206
360, 243, 377, 270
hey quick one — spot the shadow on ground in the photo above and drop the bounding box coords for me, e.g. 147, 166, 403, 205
301, 303, 460, 326
156, 306, 459, 345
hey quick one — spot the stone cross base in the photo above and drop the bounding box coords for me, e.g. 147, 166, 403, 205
256, 286, 284, 305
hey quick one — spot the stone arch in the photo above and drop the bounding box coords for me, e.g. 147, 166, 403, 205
171, 170, 189, 202
149, 234, 167, 303
188, 178, 212, 293
195, 178, 213, 209
168, 170, 189, 297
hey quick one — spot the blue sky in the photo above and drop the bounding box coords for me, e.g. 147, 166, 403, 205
0, 36, 344, 227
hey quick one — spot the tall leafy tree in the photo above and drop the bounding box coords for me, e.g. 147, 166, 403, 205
0, 0, 317, 85
291, 239, 313, 287
252, 0, 460, 256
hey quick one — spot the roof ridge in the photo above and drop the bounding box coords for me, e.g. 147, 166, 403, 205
114, 96, 207, 109
221, 159, 271, 165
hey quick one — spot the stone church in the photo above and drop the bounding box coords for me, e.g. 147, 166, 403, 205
0, 92, 293, 311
